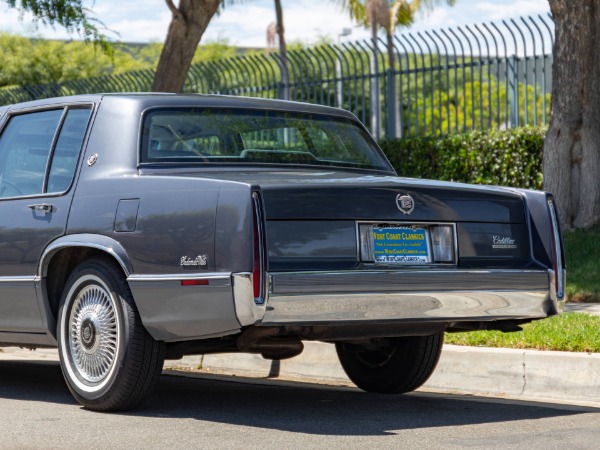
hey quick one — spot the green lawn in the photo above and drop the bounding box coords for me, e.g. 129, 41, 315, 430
445, 313, 600, 352
444, 226, 600, 352
563, 225, 600, 302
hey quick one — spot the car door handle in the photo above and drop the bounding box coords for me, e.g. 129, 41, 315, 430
28, 203, 54, 214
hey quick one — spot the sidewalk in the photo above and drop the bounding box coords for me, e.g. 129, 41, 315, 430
2, 304, 599, 407
168, 342, 600, 407
565, 302, 600, 315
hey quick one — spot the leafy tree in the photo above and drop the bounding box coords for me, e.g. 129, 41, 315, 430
126, 43, 164, 69
543, 0, 600, 229
2, 0, 111, 52
0, 32, 240, 89
2, 0, 235, 93
192, 39, 239, 64
0, 33, 145, 87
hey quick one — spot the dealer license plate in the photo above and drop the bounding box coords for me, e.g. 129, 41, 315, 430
373, 226, 430, 264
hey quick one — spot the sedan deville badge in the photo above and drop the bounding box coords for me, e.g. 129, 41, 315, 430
180, 255, 208, 267
396, 194, 415, 214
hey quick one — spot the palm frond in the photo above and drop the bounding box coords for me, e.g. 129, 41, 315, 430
390, 1, 417, 29
332, 0, 369, 26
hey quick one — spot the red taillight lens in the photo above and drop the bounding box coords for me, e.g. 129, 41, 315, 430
253, 218, 261, 298
252, 192, 264, 301
181, 279, 209, 286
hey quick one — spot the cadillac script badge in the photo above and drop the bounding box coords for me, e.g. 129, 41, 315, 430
396, 194, 415, 214
492, 235, 517, 249
180, 255, 208, 268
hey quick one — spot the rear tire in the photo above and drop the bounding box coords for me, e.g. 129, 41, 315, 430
335, 333, 444, 394
57, 257, 165, 411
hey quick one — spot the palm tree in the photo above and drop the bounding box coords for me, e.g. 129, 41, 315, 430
273, 0, 290, 100
338, 0, 456, 137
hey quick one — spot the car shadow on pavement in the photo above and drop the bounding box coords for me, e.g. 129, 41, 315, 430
0, 360, 75, 406
0, 361, 594, 437
133, 371, 593, 436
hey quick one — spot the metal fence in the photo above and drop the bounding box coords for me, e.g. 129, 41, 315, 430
0, 14, 554, 138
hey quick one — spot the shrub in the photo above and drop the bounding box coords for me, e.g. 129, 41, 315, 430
378, 127, 546, 189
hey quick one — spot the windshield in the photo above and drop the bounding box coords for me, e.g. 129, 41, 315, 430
140, 108, 393, 172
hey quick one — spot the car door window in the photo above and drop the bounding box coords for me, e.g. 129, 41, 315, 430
0, 107, 92, 198
0, 110, 63, 198
47, 108, 92, 194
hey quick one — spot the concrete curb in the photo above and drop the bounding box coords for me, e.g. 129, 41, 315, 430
167, 342, 600, 406
3, 339, 600, 407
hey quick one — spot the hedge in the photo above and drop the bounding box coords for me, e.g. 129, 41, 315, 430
378, 127, 546, 190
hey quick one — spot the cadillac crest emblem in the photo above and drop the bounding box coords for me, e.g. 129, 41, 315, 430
396, 194, 415, 214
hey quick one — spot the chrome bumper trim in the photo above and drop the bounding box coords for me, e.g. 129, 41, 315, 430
232, 273, 267, 326
127, 272, 239, 341
269, 269, 550, 294
258, 269, 558, 326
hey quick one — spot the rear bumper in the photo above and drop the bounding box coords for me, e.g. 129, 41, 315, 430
234, 269, 560, 327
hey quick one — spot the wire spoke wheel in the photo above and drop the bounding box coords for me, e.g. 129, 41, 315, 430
68, 284, 119, 384
57, 258, 165, 412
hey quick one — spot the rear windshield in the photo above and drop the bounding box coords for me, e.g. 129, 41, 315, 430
140, 108, 393, 172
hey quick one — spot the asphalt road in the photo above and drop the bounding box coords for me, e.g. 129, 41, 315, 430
1, 359, 599, 450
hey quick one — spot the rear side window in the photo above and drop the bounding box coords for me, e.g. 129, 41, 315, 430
47, 108, 93, 194
0, 106, 92, 198
140, 108, 393, 172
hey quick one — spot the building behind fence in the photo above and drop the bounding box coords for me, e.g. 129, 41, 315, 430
0, 14, 554, 138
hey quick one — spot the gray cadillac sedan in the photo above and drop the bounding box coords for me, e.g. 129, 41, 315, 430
0, 94, 564, 411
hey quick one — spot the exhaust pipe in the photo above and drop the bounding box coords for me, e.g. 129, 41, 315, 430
236, 327, 304, 360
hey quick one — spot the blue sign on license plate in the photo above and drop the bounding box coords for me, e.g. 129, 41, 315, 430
373, 226, 430, 264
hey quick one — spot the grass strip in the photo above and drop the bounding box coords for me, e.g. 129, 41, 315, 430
563, 225, 600, 302
444, 313, 600, 353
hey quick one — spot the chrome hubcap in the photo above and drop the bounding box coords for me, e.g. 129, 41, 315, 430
69, 284, 119, 383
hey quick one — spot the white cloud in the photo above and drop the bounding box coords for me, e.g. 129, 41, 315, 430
109, 13, 172, 43
411, 8, 460, 32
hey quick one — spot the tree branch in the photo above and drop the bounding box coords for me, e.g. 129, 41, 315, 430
165, 0, 180, 17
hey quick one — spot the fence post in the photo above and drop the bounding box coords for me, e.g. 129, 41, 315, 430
386, 68, 396, 138
508, 55, 519, 127
0, 15, 555, 136
369, 27, 381, 139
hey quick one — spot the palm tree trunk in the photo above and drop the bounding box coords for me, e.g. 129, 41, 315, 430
274, 0, 290, 100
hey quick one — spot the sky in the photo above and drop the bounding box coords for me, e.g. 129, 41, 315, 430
0, 0, 550, 47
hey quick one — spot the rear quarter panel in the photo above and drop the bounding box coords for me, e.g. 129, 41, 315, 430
64, 97, 252, 340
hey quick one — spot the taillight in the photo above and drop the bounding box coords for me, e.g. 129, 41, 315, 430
252, 192, 265, 303
547, 198, 565, 299
180, 279, 209, 286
